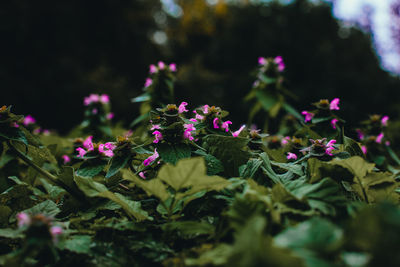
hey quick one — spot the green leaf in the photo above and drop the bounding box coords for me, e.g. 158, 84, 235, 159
203, 134, 251, 177
0, 228, 23, 239
22, 199, 61, 217
282, 102, 303, 120
57, 235, 92, 254
76, 159, 108, 177
343, 136, 364, 157
255, 90, 278, 111
105, 154, 130, 178
131, 93, 151, 103
161, 221, 215, 239
239, 158, 263, 178
0, 124, 28, 145
329, 156, 374, 179
156, 143, 191, 165
194, 149, 224, 175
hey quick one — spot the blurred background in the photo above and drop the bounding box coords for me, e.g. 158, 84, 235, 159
1, 0, 400, 133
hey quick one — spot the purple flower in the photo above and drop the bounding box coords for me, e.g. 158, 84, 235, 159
281, 136, 291, 146
100, 94, 110, 104
12, 122, 19, 128
83, 136, 94, 151
139, 171, 146, 179
178, 102, 189, 113
325, 139, 337, 156
329, 98, 340, 110
287, 152, 297, 160
356, 129, 364, 140
381, 116, 389, 126
301, 111, 315, 123
62, 155, 71, 164
144, 78, 153, 88
106, 113, 114, 120
76, 147, 87, 158
274, 56, 285, 72
376, 133, 384, 144
23, 115, 36, 126
50, 226, 63, 243
213, 118, 219, 129
17, 212, 30, 228
232, 125, 246, 137
92, 108, 98, 114
221, 120, 232, 132
331, 118, 338, 129
158, 61, 165, 70
143, 149, 159, 166
152, 130, 163, 143
183, 123, 196, 141
99, 143, 114, 157
149, 64, 157, 74
258, 57, 266, 65
202, 105, 210, 114
169, 63, 177, 72
361, 145, 367, 155
150, 124, 161, 130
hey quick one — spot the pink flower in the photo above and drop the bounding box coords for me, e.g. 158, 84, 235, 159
84, 94, 100, 106
158, 61, 165, 70
287, 152, 297, 160
76, 147, 87, 158
331, 118, 338, 129
329, 98, 340, 110
202, 105, 210, 114
106, 113, 114, 120
381, 116, 389, 126
356, 129, 364, 140
152, 130, 163, 143
143, 149, 159, 166
62, 155, 71, 164
92, 108, 98, 114
12, 122, 19, 128
361, 145, 367, 155
42, 129, 50, 135
33, 128, 41, 134
50, 226, 63, 242
326, 139, 336, 147
258, 57, 266, 65
213, 118, 219, 129
385, 141, 391, 146
169, 63, 177, 72
221, 120, 232, 132
100, 94, 110, 104
144, 78, 153, 88
325, 139, 337, 156
274, 56, 285, 72
301, 111, 315, 123
23, 115, 36, 126
83, 136, 94, 151
17, 212, 30, 228
139, 171, 146, 179
99, 143, 115, 157
149, 64, 157, 74
232, 125, 246, 137
376, 133, 384, 144
281, 136, 291, 146
178, 102, 189, 113
150, 124, 161, 130
195, 113, 205, 120
183, 123, 196, 141
189, 118, 197, 122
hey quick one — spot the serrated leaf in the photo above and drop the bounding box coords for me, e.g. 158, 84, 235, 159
329, 156, 374, 179
106, 154, 130, 178
157, 143, 191, 165
76, 159, 107, 177
22, 199, 60, 217
57, 235, 92, 254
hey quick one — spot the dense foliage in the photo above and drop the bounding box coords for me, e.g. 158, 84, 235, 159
1, 58, 400, 267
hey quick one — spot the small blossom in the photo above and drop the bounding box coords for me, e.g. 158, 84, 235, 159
329, 98, 340, 110
169, 63, 177, 72
385, 141, 391, 146
258, 57, 266, 65
221, 120, 232, 132
381, 116, 389, 126
149, 64, 157, 74
202, 105, 210, 114
50, 226, 63, 243
33, 128, 41, 134
139, 171, 146, 179
356, 129, 364, 140
143, 149, 159, 166
376, 133, 384, 144
361, 145, 367, 155
213, 118, 219, 129
17, 212, 30, 228
331, 118, 338, 129
100, 94, 110, 104
83, 136, 94, 151
42, 129, 50, 135
301, 111, 315, 123
232, 125, 246, 137
106, 113, 114, 120
274, 56, 285, 72
151, 124, 161, 130
195, 113, 204, 120
189, 118, 197, 122
152, 130, 163, 143
76, 147, 87, 158
12, 122, 19, 128
23, 115, 36, 126
287, 152, 297, 160
99, 143, 114, 157
281, 136, 291, 146
144, 78, 153, 88
92, 108, 98, 114
325, 139, 337, 156
158, 61, 165, 70
62, 155, 71, 164
183, 123, 196, 141
178, 102, 189, 113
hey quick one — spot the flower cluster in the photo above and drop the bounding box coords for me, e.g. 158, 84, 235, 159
301, 98, 341, 130
300, 138, 337, 157
83, 93, 114, 121
258, 56, 285, 72
75, 136, 116, 158
356, 114, 390, 155
17, 212, 63, 243
144, 61, 177, 88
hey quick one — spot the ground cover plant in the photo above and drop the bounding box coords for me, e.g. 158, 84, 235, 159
1, 58, 400, 267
